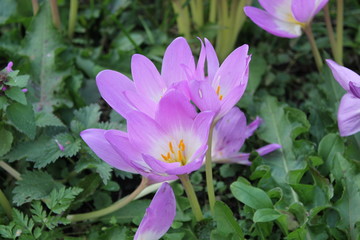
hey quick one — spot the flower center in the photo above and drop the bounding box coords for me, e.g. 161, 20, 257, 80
161, 139, 187, 165
216, 85, 223, 100
286, 14, 306, 27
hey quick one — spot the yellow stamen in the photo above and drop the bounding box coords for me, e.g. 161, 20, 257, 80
178, 139, 185, 151
161, 154, 169, 161
219, 95, 223, 101
169, 142, 174, 153
216, 85, 221, 95
178, 150, 184, 165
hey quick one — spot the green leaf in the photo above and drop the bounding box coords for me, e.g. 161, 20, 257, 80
35, 111, 65, 127
44, 187, 83, 214
318, 133, 344, 170
257, 96, 309, 203
6, 102, 36, 139
211, 201, 244, 239
247, 54, 267, 94
0, 127, 13, 156
0, 0, 17, 24
6, 74, 29, 88
230, 181, 273, 209
20, 2, 70, 111
253, 208, 282, 223
12, 171, 63, 206
72, 104, 101, 129
4, 87, 27, 104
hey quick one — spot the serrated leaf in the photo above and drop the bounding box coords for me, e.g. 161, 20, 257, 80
35, 111, 65, 127
73, 104, 101, 128
12, 171, 63, 205
20, 2, 70, 111
6, 102, 36, 139
4, 87, 27, 104
230, 181, 273, 209
44, 186, 83, 214
54, 133, 81, 158
0, 127, 13, 156
6, 74, 29, 88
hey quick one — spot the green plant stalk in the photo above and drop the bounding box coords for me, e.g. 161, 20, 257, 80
0, 161, 22, 180
190, 0, 204, 29
323, 4, 338, 62
0, 189, 12, 220
303, 25, 323, 71
336, 0, 343, 64
205, 123, 215, 214
68, 0, 78, 39
50, 0, 61, 29
32, 0, 39, 15
67, 177, 149, 222
209, 0, 216, 22
216, 0, 229, 61
171, 0, 191, 39
178, 174, 203, 221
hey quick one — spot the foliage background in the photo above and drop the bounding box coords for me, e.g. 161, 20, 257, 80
0, 0, 360, 239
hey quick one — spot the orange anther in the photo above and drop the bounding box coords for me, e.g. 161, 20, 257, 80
219, 95, 223, 101
169, 142, 174, 153
216, 85, 221, 95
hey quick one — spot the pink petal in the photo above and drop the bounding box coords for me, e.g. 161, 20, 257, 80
192, 111, 215, 143
134, 182, 176, 240
161, 37, 195, 86
189, 80, 221, 114
194, 38, 206, 81
258, 0, 292, 20
256, 144, 282, 156
314, 0, 329, 16
124, 90, 157, 118
326, 59, 360, 92
80, 129, 137, 173
213, 44, 250, 96
96, 70, 136, 119
244, 7, 302, 38
291, 0, 315, 23
132, 54, 165, 102
127, 111, 166, 154
245, 117, 263, 138
6, 62, 13, 72
204, 38, 219, 83
155, 90, 197, 134
217, 85, 247, 121
338, 93, 360, 136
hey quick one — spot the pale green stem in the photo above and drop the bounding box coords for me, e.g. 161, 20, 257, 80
68, 0, 78, 39
67, 177, 149, 222
216, 0, 228, 61
31, 0, 39, 15
171, 0, 191, 39
323, 4, 338, 62
303, 25, 323, 72
209, 0, 216, 22
0, 189, 12, 220
50, 0, 61, 29
205, 123, 215, 214
336, 0, 343, 65
0, 161, 21, 181
190, 0, 204, 29
178, 174, 203, 221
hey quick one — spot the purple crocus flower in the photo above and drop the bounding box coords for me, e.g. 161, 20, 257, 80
81, 90, 214, 181
96, 37, 196, 119
6, 62, 13, 72
326, 59, 360, 136
189, 39, 251, 122
134, 182, 176, 240
244, 0, 329, 38
212, 107, 281, 164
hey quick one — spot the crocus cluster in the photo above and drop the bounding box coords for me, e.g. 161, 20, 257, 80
244, 0, 329, 38
327, 60, 360, 136
81, 37, 280, 239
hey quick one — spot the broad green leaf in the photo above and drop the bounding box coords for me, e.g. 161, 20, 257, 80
4, 87, 27, 104
0, 128, 13, 156
230, 181, 273, 209
257, 96, 309, 203
211, 201, 244, 239
6, 74, 29, 88
0, 0, 17, 24
253, 208, 282, 223
247, 54, 267, 94
318, 133, 344, 170
12, 171, 63, 206
20, 2, 70, 111
6, 102, 36, 139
